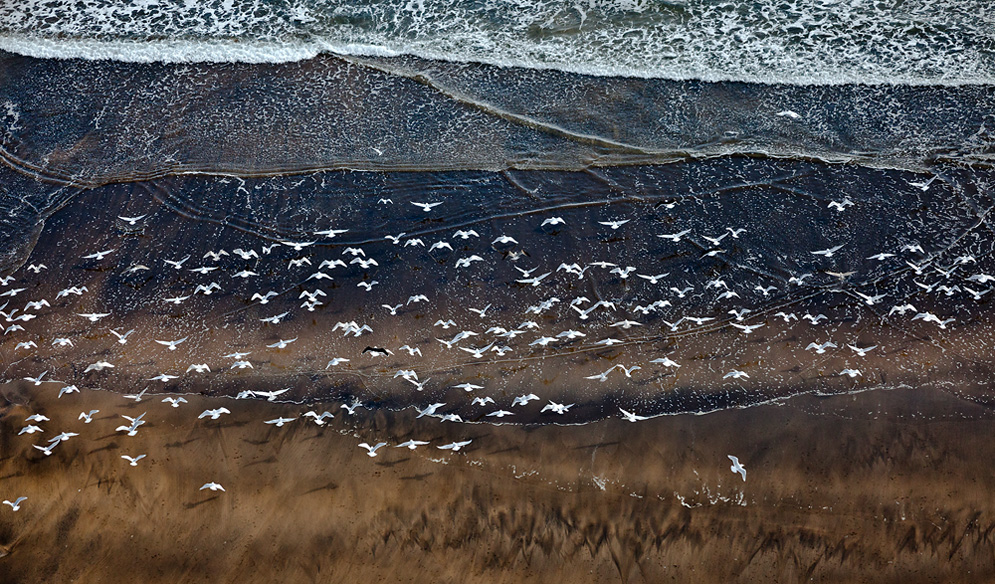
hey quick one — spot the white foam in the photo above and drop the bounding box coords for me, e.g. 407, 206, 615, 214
1, 0, 993, 85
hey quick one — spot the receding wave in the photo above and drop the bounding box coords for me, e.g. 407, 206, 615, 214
1, 0, 994, 85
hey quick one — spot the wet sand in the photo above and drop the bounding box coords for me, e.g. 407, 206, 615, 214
2, 382, 994, 583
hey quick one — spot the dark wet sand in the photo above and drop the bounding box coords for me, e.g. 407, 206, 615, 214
2, 381, 994, 583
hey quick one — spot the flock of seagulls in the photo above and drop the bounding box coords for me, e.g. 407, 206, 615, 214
0, 172, 987, 510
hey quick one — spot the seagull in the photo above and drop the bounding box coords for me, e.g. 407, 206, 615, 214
788, 274, 813, 285
803, 313, 828, 324
775, 109, 801, 120
3, 497, 26, 511
254, 388, 290, 402
58, 385, 80, 398
359, 442, 387, 457
511, 393, 540, 407
326, 357, 350, 367
232, 270, 258, 279
609, 266, 636, 279
123, 388, 147, 402
252, 291, 278, 304
585, 367, 616, 382
110, 329, 135, 344
403, 239, 424, 248
637, 273, 669, 285
267, 338, 298, 349
155, 337, 188, 351
728, 455, 746, 481
231, 360, 253, 369
315, 228, 348, 238
468, 304, 492, 318
280, 241, 316, 252
121, 454, 146, 467
264, 417, 297, 427
854, 291, 886, 306
260, 311, 290, 324
82, 249, 115, 261
839, 369, 862, 378
24, 299, 49, 311
651, 357, 680, 368
472, 397, 495, 406
397, 440, 430, 450
806, 341, 837, 354
25, 414, 50, 423
438, 440, 473, 451
658, 229, 691, 242
428, 241, 453, 252
194, 282, 221, 295
619, 408, 648, 422
828, 198, 854, 212
26, 264, 47, 273
811, 245, 844, 257
723, 370, 750, 379
200, 482, 226, 492
515, 272, 551, 287
541, 217, 566, 227
198, 408, 231, 420
670, 286, 693, 298
78, 410, 99, 423
148, 374, 178, 382
18, 425, 43, 435
398, 345, 422, 357
115, 413, 146, 436
416, 403, 446, 418
907, 175, 937, 191
492, 235, 518, 246
540, 401, 574, 414
408, 294, 429, 305
78, 312, 110, 322
847, 344, 877, 356
204, 250, 229, 261
902, 243, 925, 254
85, 361, 114, 372
867, 252, 895, 261
163, 397, 189, 407
23, 371, 49, 385
453, 382, 483, 392
598, 219, 630, 230
455, 256, 484, 269
303, 411, 334, 425
164, 255, 191, 269
411, 201, 443, 212
118, 214, 147, 225
318, 259, 346, 270
486, 410, 514, 418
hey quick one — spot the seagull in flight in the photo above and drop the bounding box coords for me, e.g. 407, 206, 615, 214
3, 497, 26, 511
78, 312, 110, 322
155, 337, 188, 351
397, 440, 430, 450
118, 215, 147, 225
264, 417, 297, 427
315, 228, 348, 238
115, 413, 146, 436
359, 442, 387, 457
198, 408, 231, 420
619, 408, 648, 422
163, 397, 188, 407
728, 455, 746, 481
23, 371, 49, 385
303, 411, 334, 425
811, 245, 843, 257
78, 410, 99, 423
200, 482, 226, 492
806, 341, 837, 354
723, 370, 750, 379
110, 329, 136, 344
58, 385, 79, 398
82, 249, 115, 261
164, 255, 191, 269
148, 374, 178, 382
453, 229, 479, 239
438, 440, 473, 451
267, 338, 298, 349
598, 219, 630, 230
121, 454, 146, 467
411, 201, 443, 212
658, 229, 691, 242
541, 217, 565, 227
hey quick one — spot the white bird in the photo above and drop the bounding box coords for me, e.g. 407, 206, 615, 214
397, 439, 430, 450
585, 367, 616, 382
847, 344, 877, 356
303, 411, 334, 425
619, 408, 648, 422
728, 455, 746, 481
194, 282, 222, 295
58, 385, 80, 398
398, 345, 422, 357
411, 201, 443, 212
315, 228, 348, 238
78, 312, 110, 322
232, 270, 258, 279
18, 425, 43, 435
452, 230, 479, 239
636, 273, 669, 285
854, 291, 886, 306
811, 245, 843, 257
516, 272, 551, 286
155, 337, 188, 351
24, 299, 49, 311
123, 388, 147, 402
806, 341, 837, 354
359, 442, 387, 457
162, 397, 188, 408
598, 219, 630, 230
408, 294, 429, 305
486, 410, 514, 418
204, 250, 230, 261
78, 410, 99, 423
428, 241, 453, 252
839, 369, 862, 378
775, 109, 801, 120
109, 329, 135, 345
438, 440, 473, 451
541, 217, 565, 227
186, 363, 211, 374
24, 414, 49, 423
82, 249, 115, 261
231, 360, 253, 369
511, 394, 540, 407
828, 198, 854, 212
867, 252, 895, 261
198, 408, 231, 420
280, 240, 316, 252
264, 417, 296, 427
251, 291, 278, 304
326, 357, 350, 367
32, 442, 59, 456
121, 454, 146, 467
3, 497, 27, 511
85, 361, 114, 372
609, 266, 636, 279
670, 286, 693, 298
907, 175, 937, 191
416, 403, 446, 418
453, 382, 483, 392
492, 235, 518, 246
148, 374, 178, 383
164, 255, 191, 269
788, 274, 813, 285
455, 256, 484, 269
651, 357, 680, 368
115, 413, 146, 436
118, 215, 147, 225
723, 370, 750, 379
540, 401, 574, 414
267, 338, 298, 349
340, 400, 362, 415
22, 371, 48, 385
260, 311, 290, 324
200, 482, 226, 492
357, 281, 379, 291
803, 313, 828, 324
657, 229, 691, 242
472, 397, 495, 406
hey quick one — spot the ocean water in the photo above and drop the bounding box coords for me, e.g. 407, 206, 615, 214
1, 0, 994, 424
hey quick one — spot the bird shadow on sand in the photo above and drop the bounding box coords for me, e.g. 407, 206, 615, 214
573, 441, 619, 450
375, 457, 410, 468
400, 472, 434, 482
302, 481, 339, 495
243, 455, 278, 468
184, 496, 218, 509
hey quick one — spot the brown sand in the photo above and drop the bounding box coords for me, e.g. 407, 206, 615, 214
2, 380, 994, 583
